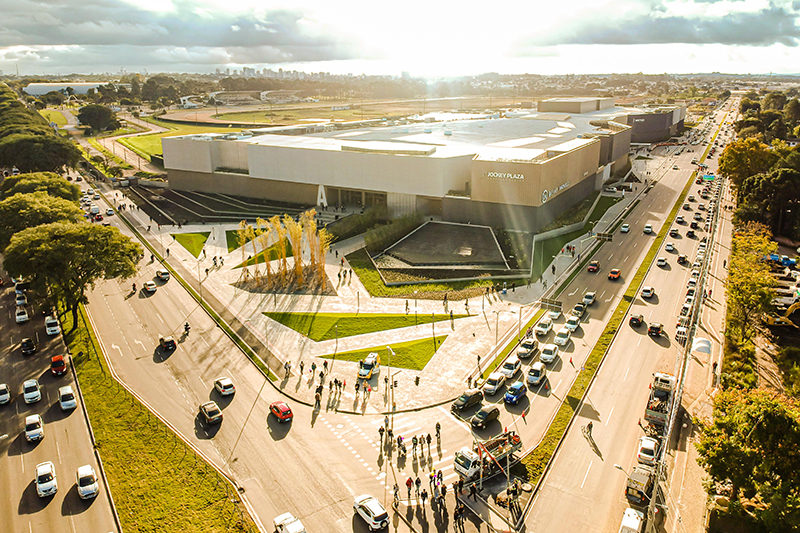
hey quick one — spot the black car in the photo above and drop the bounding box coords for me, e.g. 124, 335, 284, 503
687, 230, 696, 238
159, 336, 176, 351
470, 405, 500, 428
678, 254, 688, 265
21, 337, 37, 355
690, 221, 699, 229
648, 323, 664, 337
452, 389, 483, 412
669, 229, 679, 238
629, 314, 644, 327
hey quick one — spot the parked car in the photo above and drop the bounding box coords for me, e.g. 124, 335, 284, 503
637, 437, 659, 466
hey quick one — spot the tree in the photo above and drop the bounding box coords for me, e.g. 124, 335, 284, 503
741, 99, 761, 114
0, 192, 84, 249
106, 166, 124, 178
77, 104, 119, 132
3, 222, 142, 329
785, 99, 800, 129
0, 133, 80, 173
739, 168, 800, 234
762, 91, 787, 111
1, 172, 80, 202
719, 138, 779, 190
696, 389, 800, 530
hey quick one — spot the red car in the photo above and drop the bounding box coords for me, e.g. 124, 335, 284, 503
587, 260, 600, 273
270, 401, 293, 423
50, 355, 67, 376
608, 268, 621, 280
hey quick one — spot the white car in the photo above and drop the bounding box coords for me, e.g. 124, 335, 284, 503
680, 303, 692, 317
353, 494, 389, 531
76, 465, 100, 499
274, 513, 306, 533
499, 356, 521, 379
143, 281, 157, 292
36, 461, 58, 497
641, 286, 655, 299
547, 309, 561, 321
527, 361, 547, 386
535, 318, 553, 337
676, 216, 685, 224
45, 316, 61, 335
156, 269, 170, 281
23, 379, 41, 404
106, 208, 114, 216
517, 337, 539, 359
25, 414, 44, 442
15, 293, 27, 306
665, 242, 675, 252
554, 327, 571, 347
657, 257, 667, 267
621, 223, 630, 233
540, 343, 559, 364
483, 372, 506, 395
637, 436, 659, 465
643, 224, 653, 234
0, 383, 9, 404
685, 295, 695, 305
15, 306, 29, 323
565, 315, 581, 332
214, 377, 236, 396
59, 385, 77, 410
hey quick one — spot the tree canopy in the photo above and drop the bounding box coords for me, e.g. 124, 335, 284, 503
0, 172, 81, 202
3, 222, 142, 327
0, 191, 84, 250
718, 138, 780, 190
77, 104, 119, 132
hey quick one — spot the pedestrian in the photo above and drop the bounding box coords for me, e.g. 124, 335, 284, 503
441, 483, 447, 501
213, 257, 217, 267
355, 381, 360, 395
552, 264, 556, 275
379, 426, 385, 441
220, 257, 224, 266
319, 370, 324, 382
453, 480, 460, 495
406, 477, 413, 499
421, 489, 428, 507
723, 259, 727, 268
203, 249, 206, 259
385, 415, 390, 428
205, 268, 209, 277
415, 476, 421, 496
412, 435, 418, 453
470, 484, 477, 500
335, 250, 338, 259
429, 471, 436, 488
314, 392, 321, 408
341, 258, 345, 267
349, 268, 353, 278
311, 362, 317, 375
323, 360, 328, 373
166, 248, 170, 257
712, 361, 718, 374
450, 310, 453, 321
299, 361, 304, 374
343, 379, 346, 390
329, 380, 334, 392
366, 386, 371, 398
405, 300, 409, 314
338, 271, 341, 282
433, 484, 440, 505
437, 469, 443, 483
426, 433, 432, 450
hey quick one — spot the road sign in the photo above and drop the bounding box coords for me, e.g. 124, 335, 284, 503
540, 298, 562, 311
596, 232, 613, 242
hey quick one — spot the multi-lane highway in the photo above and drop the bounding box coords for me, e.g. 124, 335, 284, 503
0, 274, 116, 532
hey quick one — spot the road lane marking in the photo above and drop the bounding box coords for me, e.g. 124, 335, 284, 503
608, 254, 613, 260
111, 343, 125, 358
553, 379, 563, 394
581, 460, 593, 489
633, 242, 637, 248
156, 313, 164, 324
134, 339, 146, 351
606, 406, 614, 426
623, 367, 630, 382
20, 454, 24, 472
637, 337, 642, 347
56, 442, 62, 462
569, 288, 578, 296
599, 291, 605, 299
624, 256, 629, 263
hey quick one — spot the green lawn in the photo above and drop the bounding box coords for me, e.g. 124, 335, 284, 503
172, 232, 210, 258
39, 108, 67, 126
320, 335, 448, 371
120, 117, 246, 158
86, 138, 133, 169
64, 305, 255, 533
266, 312, 467, 342
234, 239, 293, 268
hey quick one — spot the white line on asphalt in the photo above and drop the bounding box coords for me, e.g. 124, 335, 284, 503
581, 460, 592, 489
608, 254, 613, 260
56, 442, 62, 463
605, 296, 613, 303
134, 339, 146, 351
624, 256, 629, 263
599, 291, 606, 299
633, 242, 637, 248
198, 376, 205, 389
111, 343, 125, 358
29, 522, 32, 533
201, 336, 210, 348
569, 288, 578, 296
156, 313, 164, 324
553, 379, 563, 394
623, 367, 630, 382
20, 454, 24, 473
637, 337, 642, 347
69, 514, 77, 533
606, 406, 614, 426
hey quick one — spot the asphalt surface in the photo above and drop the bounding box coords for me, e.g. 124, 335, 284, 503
526, 100, 735, 533
0, 276, 116, 532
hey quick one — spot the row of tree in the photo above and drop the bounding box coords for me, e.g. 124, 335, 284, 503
735, 90, 800, 142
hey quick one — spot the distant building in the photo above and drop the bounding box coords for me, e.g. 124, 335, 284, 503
23, 82, 105, 96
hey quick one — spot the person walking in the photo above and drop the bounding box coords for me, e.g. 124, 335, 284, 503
314, 391, 321, 409
406, 477, 413, 500
323, 360, 328, 373
426, 433, 432, 450
437, 469, 443, 484
429, 471, 436, 488
412, 435, 418, 454
311, 362, 317, 376
421, 489, 428, 507
441, 483, 447, 504
415, 476, 421, 497
299, 360, 304, 374
470, 484, 477, 500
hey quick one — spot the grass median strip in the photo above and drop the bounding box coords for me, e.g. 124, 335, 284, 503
320, 335, 448, 371
481, 308, 546, 380
521, 170, 696, 484
266, 311, 467, 342
64, 304, 256, 533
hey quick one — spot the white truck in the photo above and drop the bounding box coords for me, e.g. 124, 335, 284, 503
644, 372, 675, 426
454, 431, 522, 481
619, 507, 644, 533
625, 464, 655, 505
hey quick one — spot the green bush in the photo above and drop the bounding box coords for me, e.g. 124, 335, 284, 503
327, 206, 388, 241
364, 212, 424, 253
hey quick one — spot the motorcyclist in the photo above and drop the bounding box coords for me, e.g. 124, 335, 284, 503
184, 322, 191, 333
132, 283, 136, 292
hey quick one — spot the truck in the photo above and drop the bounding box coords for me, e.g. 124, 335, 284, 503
619, 507, 645, 533
766, 253, 798, 268
644, 373, 675, 426
625, 464, 655, 505
453, 431, 522, 481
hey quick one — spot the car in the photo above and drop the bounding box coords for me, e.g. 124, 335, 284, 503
452, 389, 483, 412
200, 401, 223, 424
353, 494, 389, 531
15, 306, 29, 323
156, 269, 170, 281
143, 281, 157, 293
516, 337, 539, 359
620, 223, 630, 233
547, 309, 562, 320
686, 288, 696, 298
93, 193, 100, 200
676, 216, 685, 224
504, 381, 528, 404
483, 372, 506, 395
665, 242, 675, 252
685, 295, 695, 305
45, 316, 61, 335
644, 224, 653, 234
500, 355, 522, 379
270, 401, 293, 423
214, 377, 236, 396
657, 257, 667, 267
527, 362, 547, 386
35, 461, 58, 498
672, 165, 678, 170
692, 261, 702, 270
587, 260, 600, 273
687, 278, 697, 288
106, 208, 114, 216
565, 315, 581, 332
358, 352, 380, 379
20, 337, 37, 355
50, 355, 67, 376
94, 214, 103, 221
572, 302, 586, 318
471, 405, 500, 428
274, 513, 307, 533
693, 212, 703, 221
605, 186, 618, 193
608, 268, 621, 280
637, 437, 659, 465
554, 327, 571, 346
688, 195, 695, 201
25, 414, 44, 442
76, 465, 99, 500
540, 343, 559, 363
23, 379, 41, 404
0, 383, 10, 404
686, 230, 696, 238
629, 314, 644, 327
583, 291, 596, 306
641, 286, 655, 298
159, 335, 176, 351
648, 323, 664, 337
680, 303, 692, 317
669, 229, 680, 238
683, 203, 691, 210
15, 293, 27, 306
698, 203, 705, 210
535, 318, 553, 336
59, 385, 77, 410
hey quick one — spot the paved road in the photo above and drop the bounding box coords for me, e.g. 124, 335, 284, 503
526, 100, 735, 533
0, 275, 116, 532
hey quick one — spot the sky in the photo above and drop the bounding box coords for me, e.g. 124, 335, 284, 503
1, 0, 799, 77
